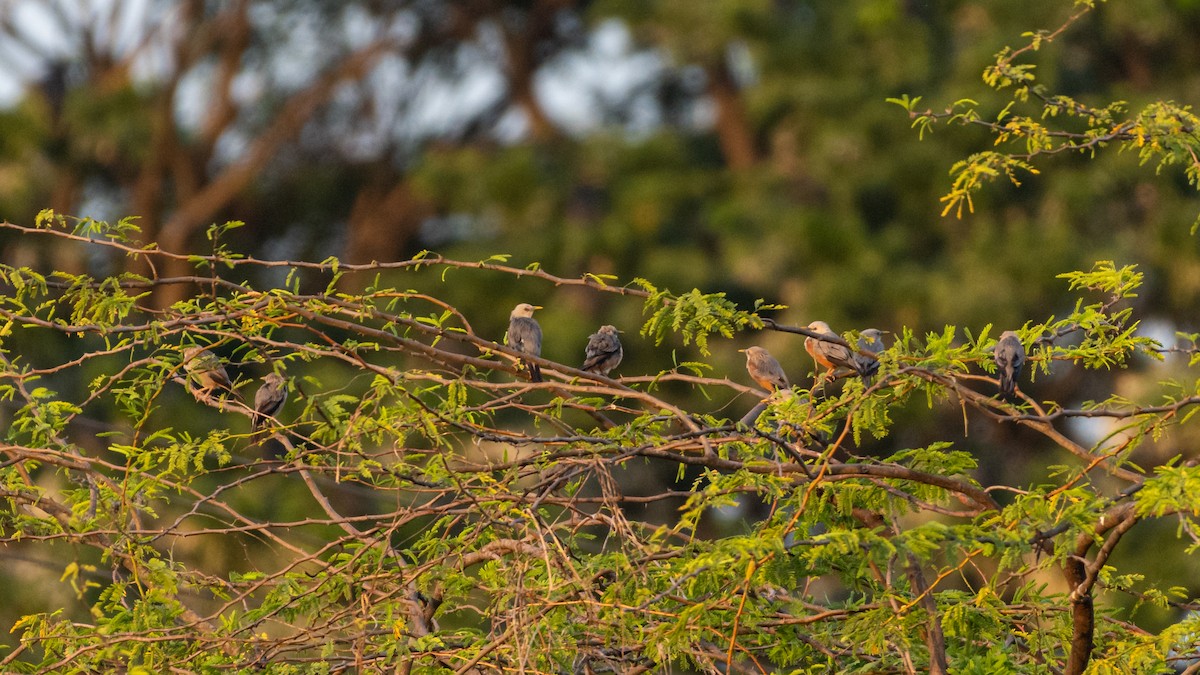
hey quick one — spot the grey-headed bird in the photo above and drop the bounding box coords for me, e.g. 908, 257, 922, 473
253, 372, 288, 432
507, 303, 544, 382
854, 329, 886, 384
582, 325, 623, 377
994, 331, 1025, 399
739, 346, 790, 392
804, 321, 860, 380
182, 346, 239, 401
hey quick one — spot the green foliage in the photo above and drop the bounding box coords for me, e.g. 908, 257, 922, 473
0, 215, 1195, 672
636, 278, 782, 355
3, 0, 1200, 672
896, 0, 1200, 232
940, 152, 1041, 218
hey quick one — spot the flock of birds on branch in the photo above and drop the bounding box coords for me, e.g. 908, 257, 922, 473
177, 303, 1029, 435
507, 304, 1027, 400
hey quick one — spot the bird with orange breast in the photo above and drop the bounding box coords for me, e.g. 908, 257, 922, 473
804, 321, 862, 382
739, 346, 790, 393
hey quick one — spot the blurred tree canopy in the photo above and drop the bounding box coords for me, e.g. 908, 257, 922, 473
4, 0, 1200, 671
2, 0, 1199, 326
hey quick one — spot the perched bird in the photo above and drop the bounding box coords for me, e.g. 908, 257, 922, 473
582, 325, 623, 377
739, 346, 789, 392
507, 303, 543, 382
252, 373, 288, 432
854, 328, 886, 384
994, 331, 1026, 399
804, 321, 860, 380
182, 346, 239, 401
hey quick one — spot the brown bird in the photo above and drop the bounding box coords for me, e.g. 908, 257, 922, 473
252, 372, 288, 432
994, 331, 1025, 399
582, 325, 623, 376
739, 346, 790, 392
804, 321, 859, 381
507, 303, 543, 382
182, 346, 240, 402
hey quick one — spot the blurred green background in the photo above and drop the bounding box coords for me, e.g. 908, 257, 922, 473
2, 0, 1200, 641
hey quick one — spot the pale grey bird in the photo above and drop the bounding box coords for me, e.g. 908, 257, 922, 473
739, 346, 789, 392
582, 325, 623, 376
182, 346, 239, 401
507, 303, 543, 382
252, 373, 288, 432
994, 331, 1026, 399
804, 321, 861, 380
854, 329, 886, 384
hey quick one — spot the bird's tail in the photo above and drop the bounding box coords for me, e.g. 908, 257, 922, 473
251, 419, 287, 458
998, 372, 1017, 400
856, 359, 880, 382
525, 360, 542, 383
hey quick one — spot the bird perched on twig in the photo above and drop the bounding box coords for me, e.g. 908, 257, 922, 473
804, 321, 863, 382
182, 346, 240, 404
507, 303, 543, 382
854, 329, 887, 385
994, 331, 1026, 400
582, 325, 623, 377
739, 346, 789, 393
252, 372, 288, 432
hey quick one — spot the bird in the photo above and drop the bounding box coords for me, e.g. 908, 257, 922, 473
182, 346, 239, 402
994, 331, 1026, 399
582, 325, 623, 377
804, 321, 861, 381
739, 346, 789, 392
854, 328, 886, 384
252, 372, 288, 432
507, 303, 543, 382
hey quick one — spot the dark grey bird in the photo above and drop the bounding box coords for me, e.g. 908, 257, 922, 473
994, 331, 1026, 399
507, 303, 543, 382
739, 346, 790, 392
252, 373, 288, 432
804, 321, 863, 381
854, 328, 886, 384
582, 325, 623, 376
182, 346, 240, 403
